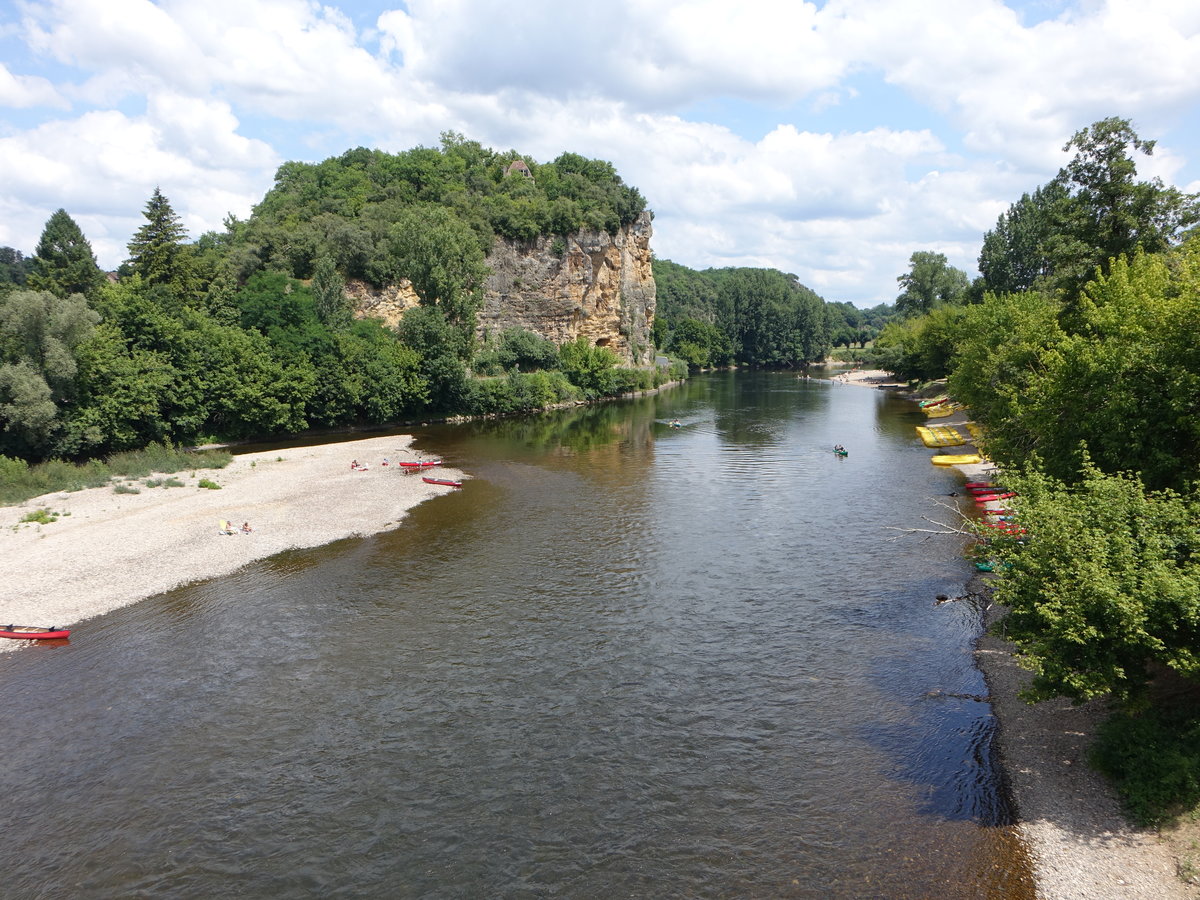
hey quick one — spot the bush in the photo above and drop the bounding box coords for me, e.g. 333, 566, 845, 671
20, 508, 59, 525
198, 478, 221, 490
1091, 706, 1200, 826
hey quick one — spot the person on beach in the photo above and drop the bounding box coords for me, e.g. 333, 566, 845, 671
351, 459, 359, 469
241, 522, 252, 534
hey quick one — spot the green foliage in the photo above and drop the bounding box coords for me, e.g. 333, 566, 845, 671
0, 289, 100, 457
382, 204, 488, 333
28, 209, 104, 300
197, 478, 220, 489
232, 141, 645, 285
895, 251, 970, 317
468, 370, 579, 415
0, 248, 34, 290
950, 241, 1200, 489
874, 304, 967, 382
558, 336, 619, 398
20, 507, 60, 524
988, 461, 1200, 704
113, 482, 140, 494
977, 117, 1200, 301
126, 188, 195, 299
312, 254, 351, 330
1091, 706, 1200, 825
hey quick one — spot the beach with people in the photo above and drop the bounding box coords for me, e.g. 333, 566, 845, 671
0, 434, 462, 649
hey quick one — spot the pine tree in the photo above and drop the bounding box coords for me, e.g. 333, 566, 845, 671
28, 209, 104, 299
126, 187, 193, 293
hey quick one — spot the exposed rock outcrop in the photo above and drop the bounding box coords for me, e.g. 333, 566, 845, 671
348, 211, 656, 366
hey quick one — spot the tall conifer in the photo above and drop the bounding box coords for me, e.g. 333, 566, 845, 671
29, 209, 104, 299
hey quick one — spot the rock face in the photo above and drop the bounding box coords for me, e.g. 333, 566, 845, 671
348, 211, 656, 366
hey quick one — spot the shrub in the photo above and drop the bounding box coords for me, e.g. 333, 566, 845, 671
1091, 706, 1200, 826
198, 478, 221, 490
113, 483, 140, 494
20, 508, 59, 525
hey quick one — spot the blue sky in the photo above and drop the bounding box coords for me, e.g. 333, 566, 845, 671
2, 0, 1199, 307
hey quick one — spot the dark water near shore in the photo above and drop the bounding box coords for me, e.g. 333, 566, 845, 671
0, 371, 1034, 898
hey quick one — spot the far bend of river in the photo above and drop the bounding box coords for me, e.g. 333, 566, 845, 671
0, 371, 1036, 898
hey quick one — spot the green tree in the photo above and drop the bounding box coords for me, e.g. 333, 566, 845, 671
0, 289, 100, 456
895, 251, 969, 317
559, 336, 619, 398
126, 187, 195, 297
990, 461, 1200, 704
384, 205, 488, 346
28, 209, 104, 299
977, 183, 1066, 295
312, 255, 351, 330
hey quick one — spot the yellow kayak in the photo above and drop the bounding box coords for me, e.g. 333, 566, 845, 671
931, 453, 982, 466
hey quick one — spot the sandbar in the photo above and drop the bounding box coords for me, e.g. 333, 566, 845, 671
0, 434, 461, 648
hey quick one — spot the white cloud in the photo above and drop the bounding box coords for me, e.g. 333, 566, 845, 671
2, 0, 1199, 303
0, 62, 67, 109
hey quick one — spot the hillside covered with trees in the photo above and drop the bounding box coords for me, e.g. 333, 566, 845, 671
0, 136, 674, 465
650, 259, 876, 370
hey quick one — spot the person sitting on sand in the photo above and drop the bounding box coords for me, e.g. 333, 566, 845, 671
351, 459, 359, 469
241, 521, 253, 534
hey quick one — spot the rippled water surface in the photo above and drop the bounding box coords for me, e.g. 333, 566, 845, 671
0, 372, 1034, 898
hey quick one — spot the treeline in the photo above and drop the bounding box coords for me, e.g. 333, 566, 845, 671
651, 260, 886, 370
0, 137, 678, 465
880, 118, 1200, 824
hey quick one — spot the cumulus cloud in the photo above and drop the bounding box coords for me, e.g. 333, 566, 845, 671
2, 0, 1199, 303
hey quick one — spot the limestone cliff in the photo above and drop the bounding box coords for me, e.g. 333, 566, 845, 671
348, 211, 656, 366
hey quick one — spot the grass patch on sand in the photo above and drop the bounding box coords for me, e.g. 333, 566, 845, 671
0, 443, 232, 506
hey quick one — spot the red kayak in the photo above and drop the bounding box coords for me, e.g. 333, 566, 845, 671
422, 476, 462, 488
399, 460, 441, 469
0, 624, 70, 640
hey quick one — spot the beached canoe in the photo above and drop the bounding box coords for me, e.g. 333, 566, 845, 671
399, 460, 441, 469
931, 454, 981, 466
422, 476, 462, 487
0, 625, 70, 640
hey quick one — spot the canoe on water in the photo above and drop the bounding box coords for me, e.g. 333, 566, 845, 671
422, 476, 462, 487
0, 625, 70, 640
931, 454, 981, 466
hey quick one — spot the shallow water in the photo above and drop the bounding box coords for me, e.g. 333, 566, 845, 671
0, 372, 1033, 898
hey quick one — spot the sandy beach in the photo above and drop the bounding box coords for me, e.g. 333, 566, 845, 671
0, 434, 461, 647
842, 369, 1196, 899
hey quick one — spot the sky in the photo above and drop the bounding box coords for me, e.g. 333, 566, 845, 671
2, 0, 1199, 308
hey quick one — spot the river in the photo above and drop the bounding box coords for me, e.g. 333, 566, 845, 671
0, 371, 1033, 898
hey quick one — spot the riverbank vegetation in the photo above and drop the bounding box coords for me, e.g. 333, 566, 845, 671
651, 259, 893, 370
877, 117, 1200, 826
0, 135, 691, 469
0, 443, 232, 506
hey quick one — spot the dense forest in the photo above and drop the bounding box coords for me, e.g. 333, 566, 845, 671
650, 259, 891, 370
876, 117, 1200, 824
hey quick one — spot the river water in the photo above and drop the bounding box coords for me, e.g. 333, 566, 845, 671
0, 371, 1034, 898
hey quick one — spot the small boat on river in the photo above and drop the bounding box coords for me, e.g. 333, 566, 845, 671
399, 459, 441, 469
1, 624, 70, 640
931, 453, 981, 466
422, 476, 462, 488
